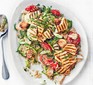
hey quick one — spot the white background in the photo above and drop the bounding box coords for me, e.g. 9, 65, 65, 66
0, 0, 93, 85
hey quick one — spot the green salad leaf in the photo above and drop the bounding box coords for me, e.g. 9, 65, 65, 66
67, 19, 72, 29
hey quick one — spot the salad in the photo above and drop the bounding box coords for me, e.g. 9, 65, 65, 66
14, 4, 83, 84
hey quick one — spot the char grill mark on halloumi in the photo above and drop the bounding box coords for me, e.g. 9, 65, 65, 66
56, 17, 68, 33
30, 30, 36, 36
55, 51, 67, 58
63, 44, 77, 55
30, 10, 41, 18
54, 51, 69, 63
30, 23, 44, 33
44, 29, 53, 39
37, 29, 53, 42
37, 26, 44, 33
37, 33, 46, 42
27, 28, 37, 37
58, 65, 70, 74
44, 30, 50, 39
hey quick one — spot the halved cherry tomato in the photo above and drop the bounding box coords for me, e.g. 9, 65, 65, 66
26, 50, 33, 59
44, 59, 53, 66
39, 55, 59, 70
40, 42, 52, 51
67, 32, 81, 46
39, 55, 43, 63
51, 9, 61, 16
39, 55, 53, 65
25, 5, 38, 12
50, 62, 59, 70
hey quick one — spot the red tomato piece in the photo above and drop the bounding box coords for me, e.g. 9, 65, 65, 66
40, 42, 52, 51
44, 59, 53, 66
67, 32, 81, 46
39, 55, 59, 70
50, 62, 59, 70
25, 5, 38, 12
51, 9, 61, 16
39, 55, 53, 65
39, 55, 44, 64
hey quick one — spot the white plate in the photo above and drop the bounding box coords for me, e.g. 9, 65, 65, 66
9, 0, 88, 85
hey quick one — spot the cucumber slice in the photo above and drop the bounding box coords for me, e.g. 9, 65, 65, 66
17, 44, 29, 57
17, 44, 37, 57
40, 50, 50, 54
18, 37, 31, 45
53, 33, 62, 38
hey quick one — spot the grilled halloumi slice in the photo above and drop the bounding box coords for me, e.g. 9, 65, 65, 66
37, 29, 53, 42
63, 44, 77, 55
28, 28, 37, 36
37, 26, 44, 33
37, 33, 46, 42
55, 51, 68, 63
58, 64, 70, 74
30, 10, 41, 18
56, 17, 68, 33
58, 63, 76, 75
54, 49, 77, 75
21, 11, 40, 24
57, 57, 76, 74
22, 10, 41, 24
43, 29, 53, 39
29, 22, 44, 33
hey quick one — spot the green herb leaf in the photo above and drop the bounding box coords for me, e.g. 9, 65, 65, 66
25, 59, 31, 68
63, 54, 72, 59
14, 23, 17, 31
67, 19, 72, 29
20, 30, 27, 38
51, 26, 55, 32
53, 72, 59, 76
36, 3, 40, 6
42, 5, 52, 13
48, 37, 59, 46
